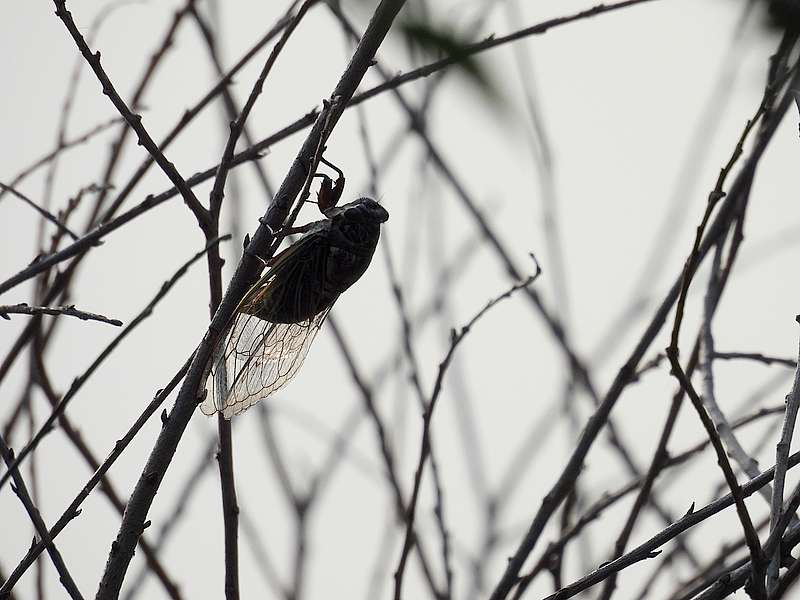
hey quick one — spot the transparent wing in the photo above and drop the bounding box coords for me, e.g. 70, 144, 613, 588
201, 304, 331, 419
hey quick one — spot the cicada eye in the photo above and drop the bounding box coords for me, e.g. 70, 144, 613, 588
351, 197, 389, 223
372, 202, 389, 223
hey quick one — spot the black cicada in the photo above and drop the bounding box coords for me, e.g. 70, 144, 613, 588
201, 163, 389, 418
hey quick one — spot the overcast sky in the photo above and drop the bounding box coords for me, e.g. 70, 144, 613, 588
3, 1, 800, 599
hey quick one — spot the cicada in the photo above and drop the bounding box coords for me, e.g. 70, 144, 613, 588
201, 165, 389, 419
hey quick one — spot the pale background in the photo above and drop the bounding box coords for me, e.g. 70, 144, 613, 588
2, 0, 800, 598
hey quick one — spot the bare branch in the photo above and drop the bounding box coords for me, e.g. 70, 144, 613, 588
0, 433, 83, 600
51, 0, 209, 226
0, 236, 229, 492
394, 267, 541, 599
0, 183, 79, 241
0, 303, 121, 326
0, 357, 192, 596
768, 319, 800, 592
93, 2, 410, 597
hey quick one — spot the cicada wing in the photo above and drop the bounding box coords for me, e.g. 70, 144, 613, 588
201, 306, 331, 419
200, 226, 333, 418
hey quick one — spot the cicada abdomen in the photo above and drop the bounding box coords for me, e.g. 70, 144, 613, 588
201, 197, 389, 418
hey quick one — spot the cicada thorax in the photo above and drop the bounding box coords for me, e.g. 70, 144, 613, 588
323, 212, 384, 291
245, 242, 336, 324
244, 200, 386, 325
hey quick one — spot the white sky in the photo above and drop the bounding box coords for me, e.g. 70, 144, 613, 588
3, 0, 800, 598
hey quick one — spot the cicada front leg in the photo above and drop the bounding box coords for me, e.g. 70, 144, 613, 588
314, 156, 345, 215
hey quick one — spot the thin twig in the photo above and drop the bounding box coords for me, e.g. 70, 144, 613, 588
381, 230, 454, 598
0, 183, 79, 240
536, 452, 800, 600
713, 351, 797, 368
0, 236, 229, 492
0, 434, 83, 600
208, 0, 311, 219
663, 41, 798, 600
203, 6, 314, 597
394, 267, 541, 599
0, 303, 122, 326
94, 3, 409, 597
0, 1, 642, 298
325, 318, 445, 597
768, 320, 800, 592
31, 353, 182, 600
51, 0, 209, 226
0, 358, 192, 596
592, 339, 700, 600
701, 244, 772, 504
0, 117, 121, 202
489, 48, 799, 600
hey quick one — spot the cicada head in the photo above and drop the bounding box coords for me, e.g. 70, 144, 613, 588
332, 197, 389, 224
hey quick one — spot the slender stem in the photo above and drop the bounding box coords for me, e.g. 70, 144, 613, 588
768, 322, 800, 592
93, 3, 409, 597
0, 434, 83, 600
51, 0, 209, 227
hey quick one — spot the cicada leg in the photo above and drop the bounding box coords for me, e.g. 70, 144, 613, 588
315, 156, 345, 214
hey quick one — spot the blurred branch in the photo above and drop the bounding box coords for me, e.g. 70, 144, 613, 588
31, 352, 182, 600
0, 183, 79, 241
0, 236, 229, 492
123, 438, 216, 600
201, 5, 316, 597
0, 117, 121, 203
0, 0, 657, 297
536, 452, 800, 600
490, 39, 800, 600
0, 357, 192, 597
81, 0, 198, 229
51, 0, 209, 227
394, 269, 541, 600
0, 433, 83, 600
326, 317, 444, 596
713, 351, 797, 367
701, 245, 772, 503
353, 0, 660, 107
768, 321, 800, 591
